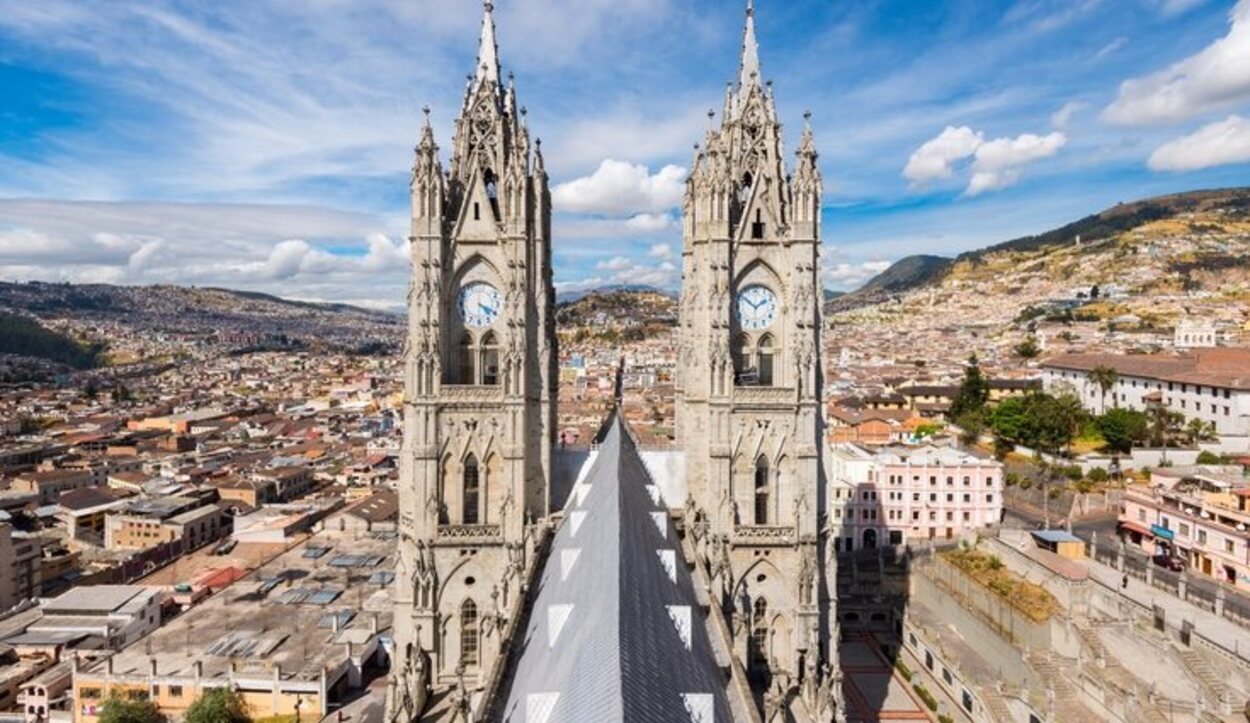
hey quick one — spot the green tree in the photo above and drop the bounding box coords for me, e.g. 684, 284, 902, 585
97, 693, 165, 723
989, 392, 1084, 456
1088, 365, 1119, 412
1146, 406, 1185, 447
949, 354, 990, 420
1095, 408, 1149, 454
1014, 335, 1041, 360
954, 411, 984, 446
1184, 418, 1218, 446
184, 688, 249, 723
1196, 450, 1225, 465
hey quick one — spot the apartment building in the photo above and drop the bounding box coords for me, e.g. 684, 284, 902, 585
1119, 465, 1250, 589
0, 524, 42, 610
828, 443, 1004, 551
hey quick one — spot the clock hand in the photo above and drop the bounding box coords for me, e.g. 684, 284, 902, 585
479, 304, 494, 315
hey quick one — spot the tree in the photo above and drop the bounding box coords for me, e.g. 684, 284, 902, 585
1096, 408, 1149, 454
1196, 450, 1225, 465
97, 693, 164, 723
954, 411, 984, 446
184, 688, 249, 723
1184, 418, 1218, 446
988, 392, 1084, 456
1014, 336, 1041, 360
1146, 405, 1185, 448
83, 378, 99, 401
949, 355, 991, 420
1088, 365, 1119, 413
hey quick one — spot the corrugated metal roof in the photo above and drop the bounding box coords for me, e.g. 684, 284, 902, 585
499, 416, 732, 722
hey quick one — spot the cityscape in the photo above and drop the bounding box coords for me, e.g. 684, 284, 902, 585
1, 1, 1250, 722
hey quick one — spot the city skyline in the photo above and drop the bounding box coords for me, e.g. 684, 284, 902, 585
0, 0, 1249, 310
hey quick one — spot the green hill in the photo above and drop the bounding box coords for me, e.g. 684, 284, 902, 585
0, 312, 104, 369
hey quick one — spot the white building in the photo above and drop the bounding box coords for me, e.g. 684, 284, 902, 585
1174, 319, 1218, 350
828, 443, 1004, 551
1042, 349, 1250, 450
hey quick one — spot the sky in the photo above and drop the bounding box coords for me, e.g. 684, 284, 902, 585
1, 0, 1249, 310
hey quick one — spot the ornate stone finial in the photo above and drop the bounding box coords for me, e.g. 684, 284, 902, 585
747, 0, 754, 17
521, 105, 528, 117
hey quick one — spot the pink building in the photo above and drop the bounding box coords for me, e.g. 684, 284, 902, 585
1118, 465, 1250, 589
829, 443, 1003, 551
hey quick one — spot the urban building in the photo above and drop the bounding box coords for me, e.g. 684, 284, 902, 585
1043, 348, 1250, 448
828, 443, 1003, 550
1119, 464, 1250, 589
0, 524, 42, 611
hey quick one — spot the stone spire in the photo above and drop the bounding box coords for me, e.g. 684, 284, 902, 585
418, 106, 437, 153
739, 0, 761, 91
474, 0, 501, 92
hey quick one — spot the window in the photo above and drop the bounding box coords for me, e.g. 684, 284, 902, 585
750, 598, 769, 669
754, 457, 770, 525
758, 335, 775, 386
80, 689, 101, 701
461, 599, 480, 667
168, 686, 183, 698
1225, 539, 1235, 554
458, 332, 476, 384
752, 208, 765, 239
480, 332, 500, 386
473, 202, 481, 221
1198, 529, 1207, 545
463, 456, 480, 525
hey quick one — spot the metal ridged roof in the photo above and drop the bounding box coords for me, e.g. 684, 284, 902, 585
500, 416, 732, 723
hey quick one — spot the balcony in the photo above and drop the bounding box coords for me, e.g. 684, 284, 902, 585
436, 524, 503, 546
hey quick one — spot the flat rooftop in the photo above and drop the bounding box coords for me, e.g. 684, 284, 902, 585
79, 526, 395, 685
43, 585, 156, 615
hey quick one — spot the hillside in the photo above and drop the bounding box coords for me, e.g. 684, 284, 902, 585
557, 289, 677, 342
0, 282, 403, 356
0, 312, 104, 369
834, 187, 1250, 311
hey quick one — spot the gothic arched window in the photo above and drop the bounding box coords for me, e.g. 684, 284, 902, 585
732, 334, 750, 382
754, 456, 770, 525
739, 173, 753, 204
461, 599, 480, 667
484, 169, 498, 200
458, 332, 476, 385
758, 334, 775, 387
481, 332, 500, 386
750, 597, 769, 669
463, 456, 480, 525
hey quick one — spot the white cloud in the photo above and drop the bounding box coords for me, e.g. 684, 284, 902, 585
902, 126, 985, 184
1158, 0, 1208, 17
824, 260, 894, 288
967, 132, 1067, 195
648, 243, 675, 260
1104, 1, 1250, 125
552, 160, 687, 216
1148, 115, 1250, 171
1093, 37, 1128, 61
1051, 101, 1087, 129
625, 213, 676, 233
596, 256, 635, 272
903, 127, 1066, 196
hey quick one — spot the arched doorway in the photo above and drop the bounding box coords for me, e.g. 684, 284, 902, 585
863, 528, 878, 550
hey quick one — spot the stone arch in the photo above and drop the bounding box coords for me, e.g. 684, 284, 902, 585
732, 258, 783, 295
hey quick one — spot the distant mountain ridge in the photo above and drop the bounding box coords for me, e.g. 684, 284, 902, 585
833, 187, 1250, 311
556, 284, 674, 305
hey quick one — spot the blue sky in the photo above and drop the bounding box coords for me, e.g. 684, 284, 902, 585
0, 0, 1248, 308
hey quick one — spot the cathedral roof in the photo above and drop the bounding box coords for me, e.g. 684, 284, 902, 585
498, 416, 732, 723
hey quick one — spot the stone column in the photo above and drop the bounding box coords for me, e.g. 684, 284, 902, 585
1215, 585, 1226, 618
1145, 562, 1153, 587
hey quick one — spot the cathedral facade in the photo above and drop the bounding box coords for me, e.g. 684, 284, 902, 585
675, 2, 841, 718
388, 1, 557, 719
391, 2, 842, 721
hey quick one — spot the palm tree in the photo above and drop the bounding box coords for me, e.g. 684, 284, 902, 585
1184, 418, 1218, 446
1146, 406, 1185, 448
1089, 365, 1119, 413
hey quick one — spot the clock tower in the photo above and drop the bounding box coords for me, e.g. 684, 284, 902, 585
388, 2, 556, 719
676, 2, 842, 720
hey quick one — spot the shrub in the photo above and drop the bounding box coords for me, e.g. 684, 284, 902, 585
913, 683, 939, 711
1004, 472, 1021, 487
987, 555, 1004, 571
97, 694, 165, 723
1196, 450, 1225, 465
185, 688, 249, 723
939, 716, 955, 723
895, 659, 913, 681
1087, 467, 1109, 483
1062, 464, 1084, 481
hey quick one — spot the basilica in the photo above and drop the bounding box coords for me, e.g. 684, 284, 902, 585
388, 2, 843, 721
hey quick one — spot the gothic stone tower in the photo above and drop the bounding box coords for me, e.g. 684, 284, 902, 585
677, 2, 841, 719
388, 2, 556, 719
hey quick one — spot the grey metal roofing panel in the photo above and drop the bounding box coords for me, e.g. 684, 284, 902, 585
499, 417, 732, 722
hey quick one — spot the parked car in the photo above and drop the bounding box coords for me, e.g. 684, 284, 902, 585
1152, 554, 1184, 572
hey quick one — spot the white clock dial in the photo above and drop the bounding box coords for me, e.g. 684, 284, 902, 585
736, 285, 778, 330
457, 282, 503, 328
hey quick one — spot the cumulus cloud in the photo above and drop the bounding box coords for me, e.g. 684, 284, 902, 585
0, 199, 408, 307
903, 127, 1066, 196
967, 132, 1067, 195
1104, 1, 1250, 125
552, 160, 686, 216
824, 260, 894, 288
902, 126, 984, 184
648, 243, 675, 260
1148, 115, 1250, 171
625, 213, 676, 232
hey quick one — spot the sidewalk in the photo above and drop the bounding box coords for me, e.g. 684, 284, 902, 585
1084, 555, 1250, 664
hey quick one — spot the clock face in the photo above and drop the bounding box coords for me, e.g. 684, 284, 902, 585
736, 285, 778, 330
457, 282, 503, 328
